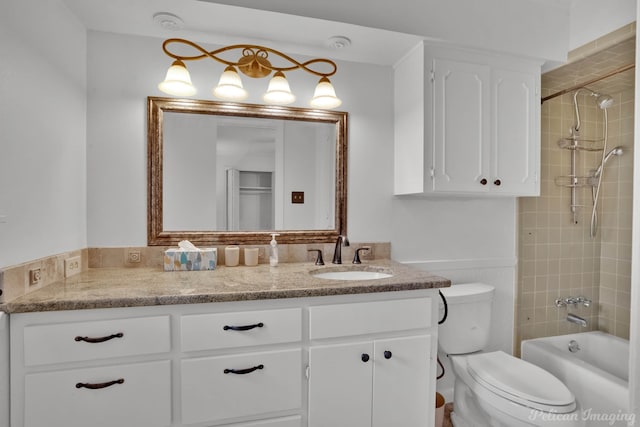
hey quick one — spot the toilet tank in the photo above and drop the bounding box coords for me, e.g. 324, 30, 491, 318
438, 283, 495, 355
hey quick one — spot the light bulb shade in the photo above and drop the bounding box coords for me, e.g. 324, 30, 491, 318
310, 77, 341, 109
158, 60, 197, 96
213, 66, 248, 101
263, 71, 296, 105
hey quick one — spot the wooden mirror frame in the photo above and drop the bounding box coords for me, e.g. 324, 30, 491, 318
147, 96, 348, 246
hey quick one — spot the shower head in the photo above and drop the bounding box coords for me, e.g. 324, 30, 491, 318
594, 93, 614, 109
593, 146, 624, 177
572, 88, 614, 131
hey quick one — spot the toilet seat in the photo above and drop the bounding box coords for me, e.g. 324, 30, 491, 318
467, 351, 576, 413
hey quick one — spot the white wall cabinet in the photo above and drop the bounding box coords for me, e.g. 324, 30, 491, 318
394, 42, 541, 196
10, 290, 438, 427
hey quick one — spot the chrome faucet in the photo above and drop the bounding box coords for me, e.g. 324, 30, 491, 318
332, 235, 350, 264
567, 313, 588, 327
555, 296, 592, 308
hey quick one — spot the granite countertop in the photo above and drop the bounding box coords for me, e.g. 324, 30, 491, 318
1, 260, 450, 313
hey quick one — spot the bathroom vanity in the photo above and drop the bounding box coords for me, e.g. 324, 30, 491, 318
4, 261, 449, 427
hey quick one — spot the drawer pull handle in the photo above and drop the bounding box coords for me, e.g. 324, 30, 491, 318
224, 364, 264, 375
223, 322, 264, 331
76, 378, 124, 390
384, 350, 393, 359
494, 179, 502, 186
480, 178, 488, 185
74, 332, 123, 343
361, 353, 370, 363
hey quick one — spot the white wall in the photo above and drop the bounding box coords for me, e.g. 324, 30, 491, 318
0, 0, 87, 269
86, 31, 394, 246
569, 0, 636, 50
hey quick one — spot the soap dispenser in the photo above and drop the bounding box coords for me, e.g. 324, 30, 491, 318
269, 233, 280, 266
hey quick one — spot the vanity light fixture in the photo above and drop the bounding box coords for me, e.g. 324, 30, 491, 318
157, 38, 342, 109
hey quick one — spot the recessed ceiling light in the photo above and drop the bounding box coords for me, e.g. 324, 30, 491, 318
326, 36, 351, 49
153, 12, 184, 31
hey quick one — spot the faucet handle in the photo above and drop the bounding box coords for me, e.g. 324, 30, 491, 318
353, 247, 370, 264
308, 249, 324, 266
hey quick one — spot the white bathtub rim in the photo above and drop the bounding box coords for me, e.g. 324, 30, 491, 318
521, 331, 629, 385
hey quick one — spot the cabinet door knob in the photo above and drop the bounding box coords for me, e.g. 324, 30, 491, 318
480, 178, 488, 185
384, 350, 392, 359
361, 353, 370, 363
494, 179, 501, 186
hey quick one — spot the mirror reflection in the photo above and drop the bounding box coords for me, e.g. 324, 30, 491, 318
163, 113, 336, 231
148, 97, 348, 246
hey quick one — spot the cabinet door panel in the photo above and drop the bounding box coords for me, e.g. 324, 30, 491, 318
24, 360, 171, 427
492, 69, 539, 195
308, 342, 373, 427
372, 335, 432, 427
433, 58, 491, 192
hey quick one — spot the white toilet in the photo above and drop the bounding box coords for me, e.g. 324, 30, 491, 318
439, 283, 583, 427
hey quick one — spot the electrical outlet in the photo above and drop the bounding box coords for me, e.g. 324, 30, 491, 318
29, 268, 41, 286
127, 250, 141, 264
64, 256, 82, 278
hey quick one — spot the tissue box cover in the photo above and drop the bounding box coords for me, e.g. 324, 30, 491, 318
164, 248, 217, 271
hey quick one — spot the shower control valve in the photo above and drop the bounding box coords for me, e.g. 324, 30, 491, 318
555, 296, 591, 308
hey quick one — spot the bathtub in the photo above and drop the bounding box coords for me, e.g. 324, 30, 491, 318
522, 331, 632, 427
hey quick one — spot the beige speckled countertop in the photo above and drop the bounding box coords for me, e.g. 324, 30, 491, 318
2, 260, 450, 313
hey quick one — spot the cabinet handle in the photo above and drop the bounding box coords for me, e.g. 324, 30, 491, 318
494, 179, 501, 186
480, 178, 488, 185
76, 378, 124, 390
223, 322, 264, 331
74, 332, 123, 343
361, 353, 370, 363
224, 364, 264, 375
384, 350, 392, 359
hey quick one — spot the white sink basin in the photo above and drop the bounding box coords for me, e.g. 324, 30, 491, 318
311, 269, 393, 281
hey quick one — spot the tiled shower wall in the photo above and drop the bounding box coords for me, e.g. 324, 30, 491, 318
517, 29, 635, 351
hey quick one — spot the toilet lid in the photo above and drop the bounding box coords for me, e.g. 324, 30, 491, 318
467, 351, 575, 412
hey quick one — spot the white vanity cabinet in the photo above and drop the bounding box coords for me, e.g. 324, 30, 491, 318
308, 298, 435, 427
10, 311, 173, 427
10, 289, 439, 427
394, 42, 541, 196
180, 307, 303, 425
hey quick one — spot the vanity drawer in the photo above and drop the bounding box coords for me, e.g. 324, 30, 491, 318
23, 315, 170, 366
181, 348, 302, 424
24, 360, 171, 427
181, 308, 301, 352
309, 297, 432, 339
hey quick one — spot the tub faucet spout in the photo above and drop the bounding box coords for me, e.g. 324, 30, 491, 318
567, 313, 588, 327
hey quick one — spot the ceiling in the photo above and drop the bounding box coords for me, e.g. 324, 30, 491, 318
62, 0, 424, 66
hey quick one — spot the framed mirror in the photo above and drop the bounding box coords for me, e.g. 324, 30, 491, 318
148, 96, 348, 246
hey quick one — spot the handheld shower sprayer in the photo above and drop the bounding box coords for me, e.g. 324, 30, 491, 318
593, 146, 624, 178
